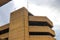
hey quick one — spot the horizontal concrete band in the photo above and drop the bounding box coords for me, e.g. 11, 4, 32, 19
0, 33, 8, 39
29, 16, 53, 28
29, 26, 55, 36
0, 38, 8, 40
0, 24, 9, 31
29, 35, 55, 40
0, 0, 11, 6
0, 28, 9, 35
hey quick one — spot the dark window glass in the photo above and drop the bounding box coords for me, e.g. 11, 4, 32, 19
0, 38, 8, 40
4, 38, 8, 40
28, 12, 33, 16
29, 32, 54, 37
29, 21, 52, 28
0, 28, 9, 35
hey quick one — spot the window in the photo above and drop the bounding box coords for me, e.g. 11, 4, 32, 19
29, 21, 52, 28
4, 38, 8, 40
29, 32, 54, 37
28, 12, 33, 16
0, 28, 9, 35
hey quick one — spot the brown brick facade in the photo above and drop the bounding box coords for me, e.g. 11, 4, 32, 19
0, 7, 55, 40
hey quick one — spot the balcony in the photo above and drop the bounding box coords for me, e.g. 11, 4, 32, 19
29, 16, 53, 28
29, 35, 55, 40
29, 26, 55, 37
0, 33, 8, 39
0, 28, 9, 35
0, 24, 9, 31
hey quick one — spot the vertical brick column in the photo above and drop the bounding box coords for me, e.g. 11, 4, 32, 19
23, 7, 29, 40
9, 7, 29, 40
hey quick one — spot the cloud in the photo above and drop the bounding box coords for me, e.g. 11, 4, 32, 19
53, 25, 60, 40
28, 0, 60, 10
29, 0, 51, 5
54, 29, 60, 40
52, 0, 60, 8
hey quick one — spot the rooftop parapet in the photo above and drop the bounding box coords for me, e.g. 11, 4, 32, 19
29, 26, 55, 37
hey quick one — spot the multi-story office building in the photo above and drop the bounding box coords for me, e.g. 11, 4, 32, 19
0, 0, 11, 6
0, 7, 55, 40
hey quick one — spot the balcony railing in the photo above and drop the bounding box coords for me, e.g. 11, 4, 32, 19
0, 33, 8, 39
29, 35, 55, 40
29, 16, 53, 28
29, 26, 55, 37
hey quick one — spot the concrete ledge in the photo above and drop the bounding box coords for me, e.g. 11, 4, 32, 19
0, 24, 9, 31
29, 35, 55, 40
29, 16, 53, 28
29, 26, 55, 36
0, 33, 8, 39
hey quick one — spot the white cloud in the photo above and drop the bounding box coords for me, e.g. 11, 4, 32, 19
13, 0, 27, 9
0, 1, 14, 26
28, 0, 60, 10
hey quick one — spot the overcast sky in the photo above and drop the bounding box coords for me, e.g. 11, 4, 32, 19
0, 0, 60, 40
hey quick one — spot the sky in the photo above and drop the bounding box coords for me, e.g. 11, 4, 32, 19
0, 0, 60, 40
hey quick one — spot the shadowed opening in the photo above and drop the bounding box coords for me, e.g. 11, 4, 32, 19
0, 28, 9, 35
29, 21, 52, 28
4, 38, 8, 40
29, 32, 54, 37
28, 12, 34, 16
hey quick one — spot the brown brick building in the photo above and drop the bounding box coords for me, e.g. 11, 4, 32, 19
0, 7, 55, 40
0, 0, 11, 6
